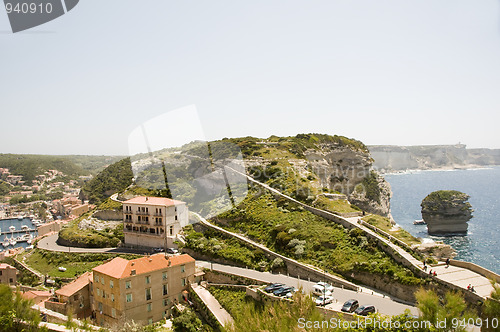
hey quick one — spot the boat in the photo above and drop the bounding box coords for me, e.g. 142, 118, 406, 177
413, 219, 426, 225
21, 225, 29, 231
9, 237, 16, 246
25, 245, 34, 250
9, 225, 15, 232
58, 267, 66, 272
2, 237, 9, 247
17, 216, 23, 220
33, 221, 40, 227
20, 234, 32, 242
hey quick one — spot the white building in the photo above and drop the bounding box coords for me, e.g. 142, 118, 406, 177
122, 196, 188, 248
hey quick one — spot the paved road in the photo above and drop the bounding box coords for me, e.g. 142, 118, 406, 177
37, 234, 150, 255
192, 284, 234, 327
197, 260, 419, 317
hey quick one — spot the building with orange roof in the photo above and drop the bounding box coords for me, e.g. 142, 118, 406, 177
122, 196, 189, 249
22, 290, 52, 306
45, 271, 93, 319
91, 253, 195, 327
0, 263, 18, 285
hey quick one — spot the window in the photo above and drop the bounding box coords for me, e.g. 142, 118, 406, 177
138, 216, 141, 222
147, 303, 152, 312
9, 278, 13, 284
181, 278, 186, 287
96, 288, 101, 297
163, 284, 168, 296
181, 265, 185, 273
163, 298, 169, 307
162, 272, 167, 281
169, 226, 173, 236
145, 288, 151, 301
102, 290, 106, 298
101, 276, 104, 284
111, 294, 114, 302
98, 302, 103, 311
125, 281, 131, 289
74, 295, 78, 301
175, 215, 178, 220
126, 293, 132, 302
110, 280, 114, 288
163, 310, 168, 318
111, 308, 116, 318
148, 318, 153, 325
145, 275, 151, 284
0, 271, 2, 275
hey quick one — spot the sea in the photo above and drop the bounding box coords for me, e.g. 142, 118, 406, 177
385, 167, 500, 274
0, 217, 38, 252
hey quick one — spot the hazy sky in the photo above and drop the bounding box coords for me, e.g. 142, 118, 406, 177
1, 0, 500, 155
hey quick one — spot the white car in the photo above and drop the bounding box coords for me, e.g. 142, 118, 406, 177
315, 295, 334, 306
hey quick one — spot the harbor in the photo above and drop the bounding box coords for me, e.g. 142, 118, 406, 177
0, 217, 39, 250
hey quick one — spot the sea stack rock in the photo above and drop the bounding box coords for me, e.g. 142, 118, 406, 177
421, 190, 472, 236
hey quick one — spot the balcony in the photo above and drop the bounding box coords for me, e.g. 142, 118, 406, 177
136, 211, 150, 216
153, 212, 163, 217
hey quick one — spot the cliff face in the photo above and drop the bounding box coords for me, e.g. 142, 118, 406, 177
305, 145, 372, 194
303, 144, 391, 217
421, 190, 472, 236
369, 144, 500, 172
349, 171, 392, 219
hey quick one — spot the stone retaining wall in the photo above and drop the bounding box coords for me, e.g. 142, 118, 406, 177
448, 259, 500, 284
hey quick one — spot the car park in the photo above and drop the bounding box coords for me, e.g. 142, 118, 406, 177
341, 299, 359, 313
354, 305, 376, 316
315, 295, 334, 306
264, 283, 284, 293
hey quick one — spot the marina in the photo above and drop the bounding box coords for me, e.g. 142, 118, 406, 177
0, 217, 39, 250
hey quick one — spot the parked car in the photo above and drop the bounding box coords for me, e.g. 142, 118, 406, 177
166, 248, 178, 254
264, 283, 285, 293
315, 295, 334, 306
153, 247, 164, 253
312, 282, 334, 296
341, 299, 359, 313
354, 305, 376, 316
273, 286, 294, 297
283, 288, 299, 299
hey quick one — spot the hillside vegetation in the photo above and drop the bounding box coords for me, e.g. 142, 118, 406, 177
81, 158, 134, 204
213, 187, 423, 286
0, 154, 123, 183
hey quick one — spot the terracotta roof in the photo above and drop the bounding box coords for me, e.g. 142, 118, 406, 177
23, 290, 52, 300
123, 196, 185, 207
93, 254, 194, 279
55, 272, 91, 298
0, 263, 16, 270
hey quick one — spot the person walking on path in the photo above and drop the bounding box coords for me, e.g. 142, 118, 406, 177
446, 258, 450, 268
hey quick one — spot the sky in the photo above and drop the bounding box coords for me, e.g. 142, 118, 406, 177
1, 0, 500, 155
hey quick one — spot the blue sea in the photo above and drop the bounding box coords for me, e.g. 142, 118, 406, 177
0, 217, 38, 252
385, 167, 500, 274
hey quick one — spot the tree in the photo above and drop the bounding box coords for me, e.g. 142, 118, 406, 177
172, 309, 202, 332
0, 284, 46, 332
415, 288, 476, 332
482, 281, 500, 332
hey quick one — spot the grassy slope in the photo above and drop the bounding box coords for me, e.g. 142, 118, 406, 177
362, 214, 421, 246
213, 188, 423, 285
21, 249, 140, 279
